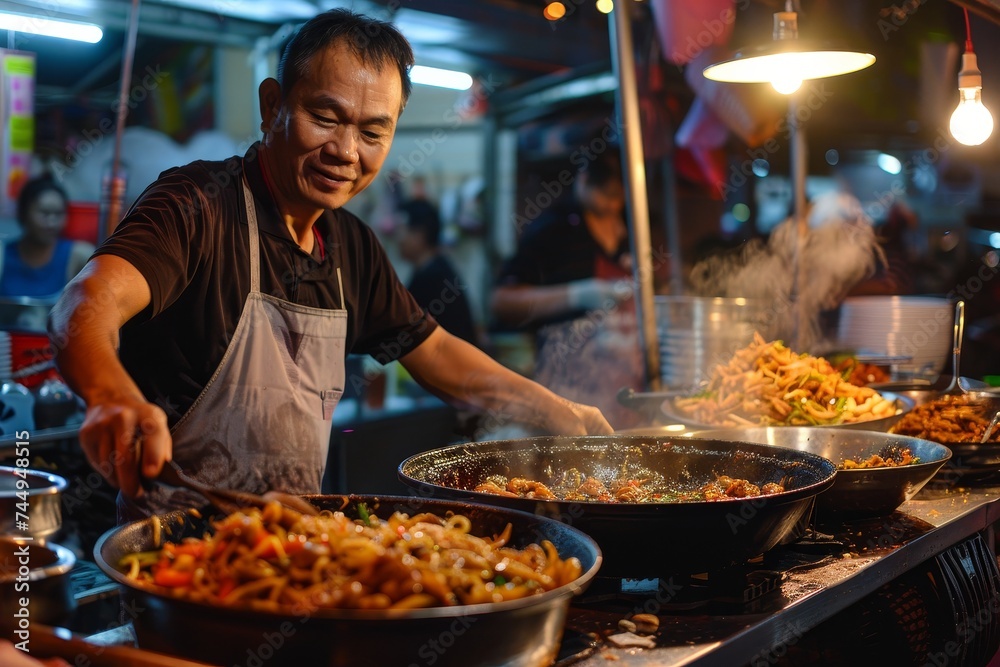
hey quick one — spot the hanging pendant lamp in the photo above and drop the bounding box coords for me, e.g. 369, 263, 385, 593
702, 1, 875, 95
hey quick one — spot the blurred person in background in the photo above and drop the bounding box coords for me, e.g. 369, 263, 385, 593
847, 199, 919, 297
491, 150, 643, 429
0, 176, 94, 299
398, 198, 482, 348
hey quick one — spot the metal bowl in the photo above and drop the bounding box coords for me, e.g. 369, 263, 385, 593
95, 495, 601, 667
887, 391, 1000, 485
868, 377, 989, 407
0, 466, 68, 539
660, 390, 915, 433
0, 536, 76, 624
684, 427, 952, 520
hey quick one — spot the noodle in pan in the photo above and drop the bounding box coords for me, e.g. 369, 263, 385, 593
673, 333, 898, 427
118, 501, 582, 612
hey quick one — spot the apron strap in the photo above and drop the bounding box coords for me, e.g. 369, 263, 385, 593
242, 176, 261, 294
336, 267, 345, 310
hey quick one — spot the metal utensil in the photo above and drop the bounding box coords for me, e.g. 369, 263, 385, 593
940, 300, 966, 394
981, 410, 1000, 444
149, 460, 320, 517
22, 622, 217, 666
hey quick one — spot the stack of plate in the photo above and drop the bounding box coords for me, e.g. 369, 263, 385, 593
656, 295, 774, 390
837, 296, 954, 381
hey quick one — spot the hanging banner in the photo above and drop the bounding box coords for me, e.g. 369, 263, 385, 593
0, 49, 35, 219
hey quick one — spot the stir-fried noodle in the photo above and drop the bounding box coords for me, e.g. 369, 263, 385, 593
673, 333, 898, 427
119, 501, 582, 611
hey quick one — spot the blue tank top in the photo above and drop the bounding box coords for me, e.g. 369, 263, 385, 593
0, 239, 74, 298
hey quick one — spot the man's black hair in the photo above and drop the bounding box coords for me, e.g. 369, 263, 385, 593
584, 149, 622, 189
17, 176, 67, 227
401, 199, 442, 248
277, 9, 413, 107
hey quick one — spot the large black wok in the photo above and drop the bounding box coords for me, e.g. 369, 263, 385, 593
398, 435, 837, 577
95, 495, 601, 667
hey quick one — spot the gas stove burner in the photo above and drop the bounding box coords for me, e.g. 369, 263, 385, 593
577, 565, 786, 614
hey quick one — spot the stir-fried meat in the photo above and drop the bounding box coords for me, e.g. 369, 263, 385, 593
507, 478, 557, 499
474, 471, 785, 503
841, 449, 916, 469
723, 479, 761, 498
576, 477, 609, 499
611, 479, 649, 503
473, 481, 518, 497
701, 476, 779, 500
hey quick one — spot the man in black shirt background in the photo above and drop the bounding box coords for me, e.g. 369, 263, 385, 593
398, 198, 481, 348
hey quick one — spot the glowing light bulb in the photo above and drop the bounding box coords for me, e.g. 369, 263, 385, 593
950, 86, 994, 146
771, 73, 802, 95
543, 2, 565, 20
950, 51, 994, 146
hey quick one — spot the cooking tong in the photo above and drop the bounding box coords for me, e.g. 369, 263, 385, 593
136, 436, 319, 517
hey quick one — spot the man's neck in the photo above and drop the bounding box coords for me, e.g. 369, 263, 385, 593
413, 247, 437, 269
259, 147, 321, 252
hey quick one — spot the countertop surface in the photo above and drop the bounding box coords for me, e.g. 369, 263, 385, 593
556, 482, 1000, 665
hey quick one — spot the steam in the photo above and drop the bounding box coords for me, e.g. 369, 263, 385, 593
689, 192, 886, 351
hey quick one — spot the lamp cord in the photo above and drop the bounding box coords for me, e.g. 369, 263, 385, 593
964, 7, 974, 53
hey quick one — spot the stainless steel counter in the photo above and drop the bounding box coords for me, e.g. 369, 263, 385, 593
558, 483, 1000, 665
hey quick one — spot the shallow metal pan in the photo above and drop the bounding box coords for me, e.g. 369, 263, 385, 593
681, 427, 951, 520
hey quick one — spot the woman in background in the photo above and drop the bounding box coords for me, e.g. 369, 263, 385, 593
0, 176, 94, 298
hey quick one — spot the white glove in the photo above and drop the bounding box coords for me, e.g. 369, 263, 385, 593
566, 278, 632, 311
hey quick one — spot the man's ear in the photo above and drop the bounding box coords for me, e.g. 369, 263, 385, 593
258, 78, 282, 135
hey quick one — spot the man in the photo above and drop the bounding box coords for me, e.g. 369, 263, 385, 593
397, 198, 480, 347
49, 9, 610, 521
491, 150, 644, 428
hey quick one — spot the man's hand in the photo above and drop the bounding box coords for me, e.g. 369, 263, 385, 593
543, 396, 614, 436
566, 278, 632, 311
0, 641, 69, 667
78, 396, 171, 499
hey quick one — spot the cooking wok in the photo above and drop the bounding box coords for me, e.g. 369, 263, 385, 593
680, 428, 952, 520
95, 495, 601, 667
398, 435, 837, 577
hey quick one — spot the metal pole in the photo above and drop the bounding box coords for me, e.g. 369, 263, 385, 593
100, 0, 142, 242
609, 2, 661, 391
789, 94, 808, 351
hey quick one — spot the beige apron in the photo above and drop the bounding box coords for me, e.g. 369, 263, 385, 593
120, 177, 347, 520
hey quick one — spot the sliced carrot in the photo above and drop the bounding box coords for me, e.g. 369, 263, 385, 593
153, 568, 194, 588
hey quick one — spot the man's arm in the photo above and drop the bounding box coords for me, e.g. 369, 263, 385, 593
48, 255, 171, 498
399, 326, 612, 436
491, 279, 629, 329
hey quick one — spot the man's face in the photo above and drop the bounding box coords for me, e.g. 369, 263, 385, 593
583, 180, 624, 219
261, 42, 403, 213
24, 190, 67, 245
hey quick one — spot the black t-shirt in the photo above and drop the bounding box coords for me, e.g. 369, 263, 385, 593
495, 201, 631, 327
407, 254, 478, 346
95, 143, 436, 425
